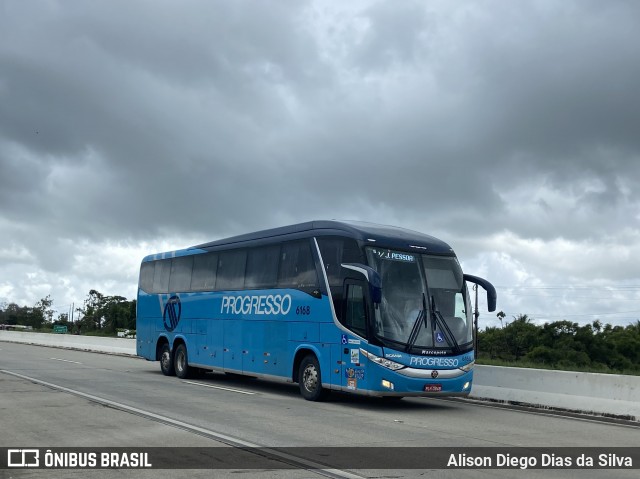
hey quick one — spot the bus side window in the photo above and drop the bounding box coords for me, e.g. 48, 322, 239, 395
344, 282, 367, 338
169, 256, 193, 293
216, 250, 247, 291
316, 237, 364, 322
245, 245, 280, 289
139, 261, 155, 293
191, 252, 218, 291
316, 237, 363, 287
278, 241, 319, 291
152, 259, 171, 294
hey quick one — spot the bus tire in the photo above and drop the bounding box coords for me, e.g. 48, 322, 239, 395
298, 354, 328, 401
174, 343, 191, 379
159, 343, 175, 376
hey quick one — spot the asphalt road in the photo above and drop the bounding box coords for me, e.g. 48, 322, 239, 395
1, 342, 638, 479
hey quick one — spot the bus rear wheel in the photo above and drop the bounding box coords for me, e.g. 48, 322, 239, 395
174, 344, 191, 379
159, 343, 175, 376
298, 355, 328, 401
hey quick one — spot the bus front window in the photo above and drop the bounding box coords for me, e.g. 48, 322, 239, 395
423, 255, 473, 347
365, 248, 473, 352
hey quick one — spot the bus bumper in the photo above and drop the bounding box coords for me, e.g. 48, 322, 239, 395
363, 367, 474, 397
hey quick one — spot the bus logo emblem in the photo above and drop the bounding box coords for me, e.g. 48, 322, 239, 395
163, 296, 182, 332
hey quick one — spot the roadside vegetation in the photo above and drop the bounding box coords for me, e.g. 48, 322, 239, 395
0, 290, 136, 336
477, 313, 640, 375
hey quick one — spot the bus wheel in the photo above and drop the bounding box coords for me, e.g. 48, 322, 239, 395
298, 355, 328, 401
174, 344, 191, 379
159, 343, 175, 376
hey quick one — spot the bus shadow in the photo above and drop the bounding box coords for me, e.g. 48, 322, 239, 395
199, 371, 301, 395
328, 392, 456, 411
187, 371, 456, 411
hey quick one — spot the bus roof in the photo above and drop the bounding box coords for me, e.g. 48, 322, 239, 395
192, 220, 454, 254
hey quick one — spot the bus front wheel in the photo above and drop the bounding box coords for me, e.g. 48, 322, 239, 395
159, 343, 175, 376
174, 344, 191, 379
298, 355, 328, 401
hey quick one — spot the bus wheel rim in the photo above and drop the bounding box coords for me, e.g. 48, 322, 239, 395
162, 351, 171, 369
177, 352, 185, 371
303, 365, 318, 392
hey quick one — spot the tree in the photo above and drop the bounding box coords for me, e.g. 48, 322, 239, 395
75, 290, 136, 333
101, 295, 129, 333
34, 295, 54, 324
1, 303, 27, 325
502, 314, 539, 360
79, 289, 105, 331
478, 326, 506, 359
525, 345, 561, 365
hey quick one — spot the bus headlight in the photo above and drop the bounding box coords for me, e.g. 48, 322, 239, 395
459, 361, 475, 372
382, 380, 395, 390
360, 349, 405, 371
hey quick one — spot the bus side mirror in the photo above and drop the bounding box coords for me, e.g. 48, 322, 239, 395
463, 274, 497, 312
341, 263, 382, 304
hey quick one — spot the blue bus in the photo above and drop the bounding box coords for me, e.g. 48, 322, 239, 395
136, 220, 496, 401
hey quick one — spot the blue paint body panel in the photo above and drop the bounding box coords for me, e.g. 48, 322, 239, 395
136, 221, 488, 398
136, 287, 475, 396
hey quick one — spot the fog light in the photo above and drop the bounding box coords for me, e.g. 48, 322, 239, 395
463, 381, 470, 390
382, 379, 394, 390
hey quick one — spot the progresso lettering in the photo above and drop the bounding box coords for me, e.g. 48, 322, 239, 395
409, 357, 459, 367
221, 294, 292, 316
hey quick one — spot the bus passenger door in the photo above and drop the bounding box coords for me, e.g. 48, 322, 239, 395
341, 281, 368, 392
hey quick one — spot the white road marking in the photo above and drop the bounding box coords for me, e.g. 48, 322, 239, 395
50, 358, 82, 364
0, 369, 364, 479
182, 380, 255, 395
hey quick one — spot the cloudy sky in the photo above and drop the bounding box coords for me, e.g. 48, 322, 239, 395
1, 0, 639, 328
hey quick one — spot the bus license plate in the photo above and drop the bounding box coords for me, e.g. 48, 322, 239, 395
424, 384, 442, 392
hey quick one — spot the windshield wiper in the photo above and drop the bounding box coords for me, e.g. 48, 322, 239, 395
405, 293, 428, 352
431, 296, 461, 354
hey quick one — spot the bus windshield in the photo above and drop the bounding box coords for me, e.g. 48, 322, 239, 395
365, 248, 473, 352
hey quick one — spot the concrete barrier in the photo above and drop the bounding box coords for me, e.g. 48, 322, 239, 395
0, 330, 136, 356
1, 331, 638, 420
471, 365, 640, 420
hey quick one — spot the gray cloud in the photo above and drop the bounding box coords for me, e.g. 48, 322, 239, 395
1, 0, 640, 325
